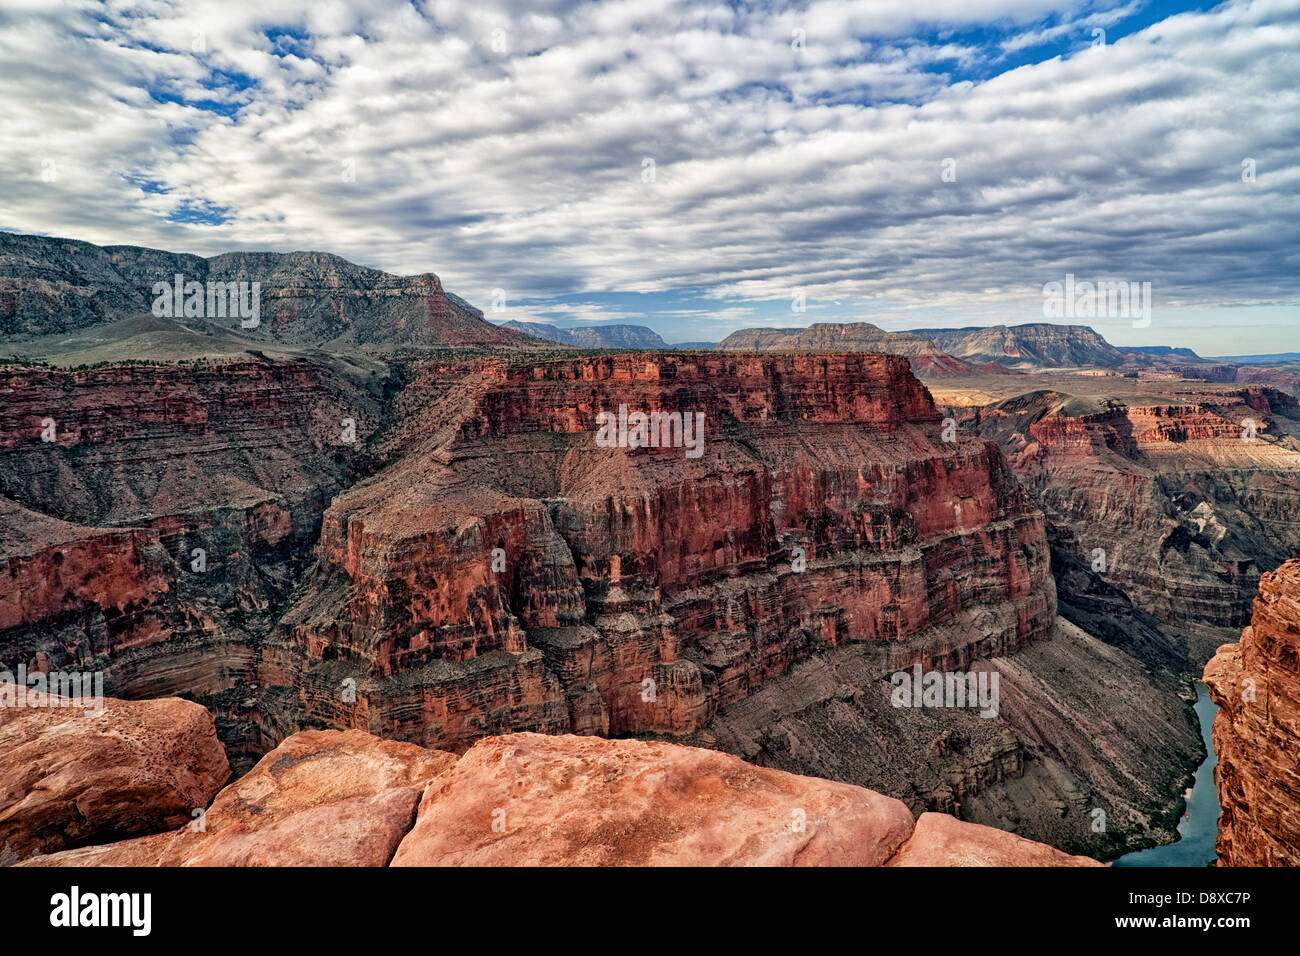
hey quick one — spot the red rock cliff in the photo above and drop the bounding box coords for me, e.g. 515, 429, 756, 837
1205, 559, 1300, 865
278, 352, 1054, 751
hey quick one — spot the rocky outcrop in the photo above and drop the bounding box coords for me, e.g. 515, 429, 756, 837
887, 811, 1100, 866
391, 732, 916, 866
1205, 560, 1300, 866
20, 724, 1097, 867
0, 686, 229, 863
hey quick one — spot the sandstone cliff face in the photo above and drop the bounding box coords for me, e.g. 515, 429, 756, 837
16, 721, 1097, 867
0, 497, 172, 648
1235, 364, 1300, 399
0, 356, 389, 767
272, 353, 1055, 755
1205, 560, 1300, 866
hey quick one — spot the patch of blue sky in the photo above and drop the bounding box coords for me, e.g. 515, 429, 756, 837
165, 199, 232, 226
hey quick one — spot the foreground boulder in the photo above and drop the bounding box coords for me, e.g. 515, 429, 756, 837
1205, 560, 1300, 866
391, 733, 915, 866
21, 728, 456, 867
19, 718, 1098, 866
0, 685, 229, 862
887, 812, 1100, 866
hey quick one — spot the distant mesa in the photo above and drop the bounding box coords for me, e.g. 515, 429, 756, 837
909, 323, 1128, 370
715, 320, 1177, 376
1119, 345, 1202, 360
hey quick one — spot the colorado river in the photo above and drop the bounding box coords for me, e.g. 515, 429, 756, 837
1113, 682, 1219, 867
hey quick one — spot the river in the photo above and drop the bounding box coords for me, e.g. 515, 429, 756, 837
1112, 682, 1219, 867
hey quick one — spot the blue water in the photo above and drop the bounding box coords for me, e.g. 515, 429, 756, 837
1113, 683, 1219, 867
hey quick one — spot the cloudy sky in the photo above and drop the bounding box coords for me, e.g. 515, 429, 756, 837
2, 0, 1298, 352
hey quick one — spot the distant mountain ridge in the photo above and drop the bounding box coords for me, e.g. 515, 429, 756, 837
7, 232, 1283, 371
715, 322, 982, 377
0, 232, 523, 349
1207, 352, 1300, 365
496, 320, 671, 349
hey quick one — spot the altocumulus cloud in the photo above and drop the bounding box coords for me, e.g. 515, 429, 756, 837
0, 0, 1297, 342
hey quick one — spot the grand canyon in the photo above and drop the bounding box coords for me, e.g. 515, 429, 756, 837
2, 232, 1299, 872
3, 4, 1300, 919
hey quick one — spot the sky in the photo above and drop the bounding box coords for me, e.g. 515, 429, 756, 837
1, 0, 1297, 353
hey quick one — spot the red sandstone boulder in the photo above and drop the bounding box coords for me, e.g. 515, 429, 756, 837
0, 686, 229, 863
21, 728, 456, 867
23, 725, 1099, 867
391, 732, 917, 866
182, 788, 423, 867
885, 812, 1103, 866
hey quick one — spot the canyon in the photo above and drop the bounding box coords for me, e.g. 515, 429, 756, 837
6, 234, 1300, 865
0, 346, 1204, 858
934, 375, 1300, 669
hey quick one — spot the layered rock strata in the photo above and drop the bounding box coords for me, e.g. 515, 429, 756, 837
273, 353, 1055, 755
4, 349, 1198, 854
0, 356, 388, 766
1205, 560, 1300, 866
956, 387, 1300, 664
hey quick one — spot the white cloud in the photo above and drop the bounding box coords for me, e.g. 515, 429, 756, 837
0, 0, 1297, 333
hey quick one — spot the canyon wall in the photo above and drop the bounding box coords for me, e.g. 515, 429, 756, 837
0, 353, 1051, 751
957, 387, 1300, 665
271, 353, 1055, 754
0, 356, 389, 765
1205, 560, 1300, 866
